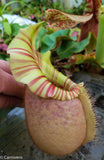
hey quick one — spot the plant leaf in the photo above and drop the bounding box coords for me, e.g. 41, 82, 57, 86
57, 33, 92, 59
85, 32, 97, 53
0, 53, 9, 60
35, 27, 47, 50
11, 23, 28, 36
2, 19, 12, 35
96, 14, 104, 68
45, 9, 93, 30
63, 53, 96, 68
36, 29, 71, 53
8, 22, 83, 101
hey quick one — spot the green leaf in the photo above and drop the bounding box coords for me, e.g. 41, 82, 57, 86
2, 19, 12, 35
85, 32, 97, 54
35, 27, 47, 50
37, 29, 71, 53
101, 63, 104, 68
11, 23, 20, 36
96, 14, 104, 68
11, 23, 28, 36
0, 10, 2, 17
57, 33, 91, 59
0, 53, 9, 60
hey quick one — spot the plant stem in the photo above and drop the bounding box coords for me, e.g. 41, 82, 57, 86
96, 14, 104, 68
2, 0, 23, 13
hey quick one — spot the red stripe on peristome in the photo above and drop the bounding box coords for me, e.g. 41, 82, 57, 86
73, 88, 80, 95
15, 67, 37, 78
73, 87, 80, 93
15, 37, 32, 50
55, 88, 61, 100
34, 80, 49, 95
58, 89, 63, 100
71, 91, 76, 99
29, 75, 46, 87
65, 80, 73, 90
60, 90, 64, 100
68, 91, 73, 100
53, 87, 59, 98
46, 83, 55, 97
63, 77, 69, 89
65, 91, 69, 100
37, 80, 49, 96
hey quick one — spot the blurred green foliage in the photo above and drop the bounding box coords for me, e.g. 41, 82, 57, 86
0, 0, 86, 46
0, 0, 86, 22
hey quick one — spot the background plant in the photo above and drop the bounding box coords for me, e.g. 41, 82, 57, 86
1, 0, 86, 21
0, 0, 86, 60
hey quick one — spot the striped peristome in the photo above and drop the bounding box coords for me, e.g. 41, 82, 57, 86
7, 22, 83, 101
84, 0, 93, 13
84, 0, 102, 20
